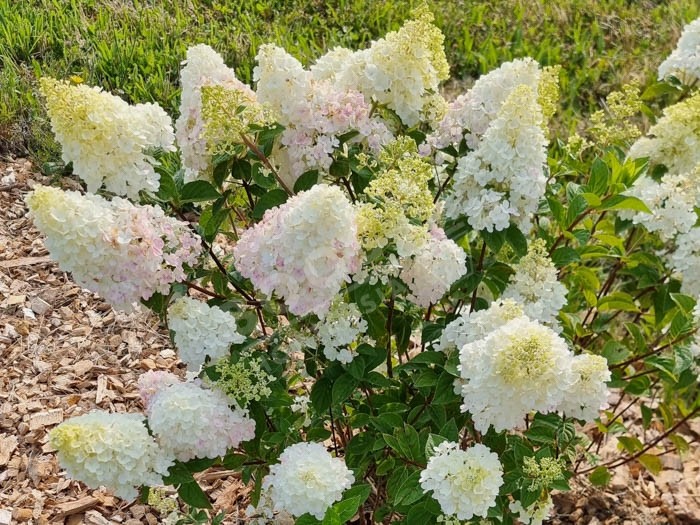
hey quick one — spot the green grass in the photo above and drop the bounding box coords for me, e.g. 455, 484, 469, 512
0, 0, 697, 165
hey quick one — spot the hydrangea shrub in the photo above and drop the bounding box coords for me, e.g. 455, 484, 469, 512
33, 7, 700, 525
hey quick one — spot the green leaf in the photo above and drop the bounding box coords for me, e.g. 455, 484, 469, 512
598, 292, 640, 313
156, 171, 178, 201
589, 466, 612, 487
295, 514, 321, 525
343, 484, 371, 508
387, 467, 424, 506
598, 194, 651, 213
641, 81, 681, 101
566, 194, 588, 227
293, 170, 319, 193
505, 224, 528, 256
332, 374, 358, 406
588, 157, 610, 196
252, 188, 288, 219
329, 158, 350, 178
425, 433, 449, 459
617, 436, 643, 453
349, 281, 385, 314
180, 180, 221, 203
329, 496, 362, 523
551, 246, 581, 267
163, 462, 194, 485
405, 499, 441, 524
639, 454, 663, 475
320, 507, 342, 525
432, 371, 459, 404
311, 377, 333, 413
481, 229, 506, 253
178, 481, 212, 509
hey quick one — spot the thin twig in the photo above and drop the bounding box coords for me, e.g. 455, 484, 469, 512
577, 406, 700, 475
239, 133, 293, 195
185, 281, 226, 300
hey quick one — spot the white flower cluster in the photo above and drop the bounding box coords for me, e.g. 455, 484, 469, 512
419, 441, 503, 521
557, 354, 612, 421
658, 18, 700, 85
458, 309, 610, 432
167, 296, 245, 370
669, 228, 700, 297
444, 84, 548, 233
26, 186, 201, 311
621, 168, 700, 241
39, 78, 175, 199
233, 185, 362, 317
260, 442, 354, 520
316, 300, 369, 363
628, 92, 700, 175
509, 496, 554, 525
175, 44, 260, 181
400, 226, 467, 307
437, 299, 524, 353
502, 239, 568, 326
330, 5, 450, 126
460, 315, 574, 432
140, 373, 255, 461
254, 44, 391, 187
49, 411, 172, 500
291, 394, 312, 427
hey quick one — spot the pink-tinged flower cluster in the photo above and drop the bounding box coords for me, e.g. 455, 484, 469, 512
233, 185, 361, 317
254, 45, 391, 187
138, 371, 255, 461
26, 186, 201, 311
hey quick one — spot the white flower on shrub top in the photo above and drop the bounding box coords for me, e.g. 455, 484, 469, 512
620, 168, 700, 241
233, 184, 362, 318
167, 295, 245, 370
49, 411, 173, 500
437, 299, 524, 352
502, 239, 568, 326
260, 441, 354, 520
444, 84, 548, 234
658, 17, 700, 85
509, 495, 555, 525
316, 300, 369, 363
419, 441, 503, 521
143, 377, 255, 461
628, 91, 700, 175
39, 77, 175, 199
427, 58, 542, 151
254, 45, 391, 187
400, 226, 467, 307
175, 44, 259, 181
26, 186, 201, 312
332, 5, 450, 127
557, 353, 611, 421
459, 316, 574, 433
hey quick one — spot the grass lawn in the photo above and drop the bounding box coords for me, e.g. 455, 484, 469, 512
0, 0, 697, 165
